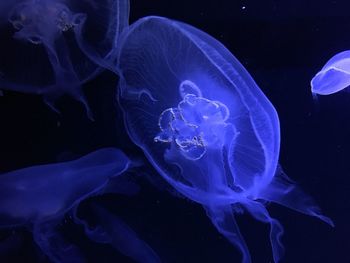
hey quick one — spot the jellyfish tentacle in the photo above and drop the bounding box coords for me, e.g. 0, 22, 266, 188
243, 201, 284, 263
74, 203, 161, 263
43, 31, 94, 119
33, 221, 85, 263
205, 205, 251, 263
258, 169, 334, 226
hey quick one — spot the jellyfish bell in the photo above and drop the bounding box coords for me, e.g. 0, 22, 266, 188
117, 16, 333, 262
0, 147, 131, 227
117, 16, 280, 197
0, 0, 129, 118
311, 50, 350, 96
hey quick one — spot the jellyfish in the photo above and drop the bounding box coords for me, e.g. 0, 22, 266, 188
116, 16, 333, 262
0, 147, 133, 262
0, 0, 129, 118
311, 50, 350, 95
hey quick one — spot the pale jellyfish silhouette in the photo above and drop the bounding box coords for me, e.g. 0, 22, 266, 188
311, 50, 350, 95
0, 147, 153, 262
0, 0, 129, 118
117, 16, 333, 262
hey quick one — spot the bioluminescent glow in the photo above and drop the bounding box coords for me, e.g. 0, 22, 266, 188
117, 16, 333, 263
311, 50, 350, 95
0, 0, 335, 261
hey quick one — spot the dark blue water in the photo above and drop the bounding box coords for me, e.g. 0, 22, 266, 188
0, 0, 349, 262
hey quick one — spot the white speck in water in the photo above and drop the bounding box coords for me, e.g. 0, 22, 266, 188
242, 6, 246, 10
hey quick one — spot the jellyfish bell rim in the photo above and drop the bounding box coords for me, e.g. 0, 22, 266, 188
310, 71, 330, 96
322, 50, 350, 70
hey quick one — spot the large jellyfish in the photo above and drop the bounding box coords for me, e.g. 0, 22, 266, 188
117, 16, 333, 262
311, 50, 350, 95
0, 147, 141, 262
0, 0, 129, 118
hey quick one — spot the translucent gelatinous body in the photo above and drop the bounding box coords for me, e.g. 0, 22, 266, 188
0, 0, 129, 117
311, 50, 350, 95
117, 16, 333, 262
0, 148, 131, 262
0, 147, 130, 226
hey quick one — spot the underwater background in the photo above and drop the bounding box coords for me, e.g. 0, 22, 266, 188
0, 0, 349, 262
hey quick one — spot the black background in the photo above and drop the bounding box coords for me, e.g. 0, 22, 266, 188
0, 0, 349, 262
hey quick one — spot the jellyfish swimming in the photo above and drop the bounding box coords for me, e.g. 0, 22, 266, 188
117, 16, 333, 262
311, 50, 350, 95
0, 147, 135, 262
0, 0, 129, 118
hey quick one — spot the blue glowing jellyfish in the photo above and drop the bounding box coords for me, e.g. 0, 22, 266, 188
311, 50, 350, 95
117, 16, 333, 262
0, 0, 129, 118
0, 148, 132, 262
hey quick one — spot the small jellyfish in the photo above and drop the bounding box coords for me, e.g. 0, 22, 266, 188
117, 16, 333, 262
311, 50, 350, 95
0, 0, 129, 118
0, 148, 131, 262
